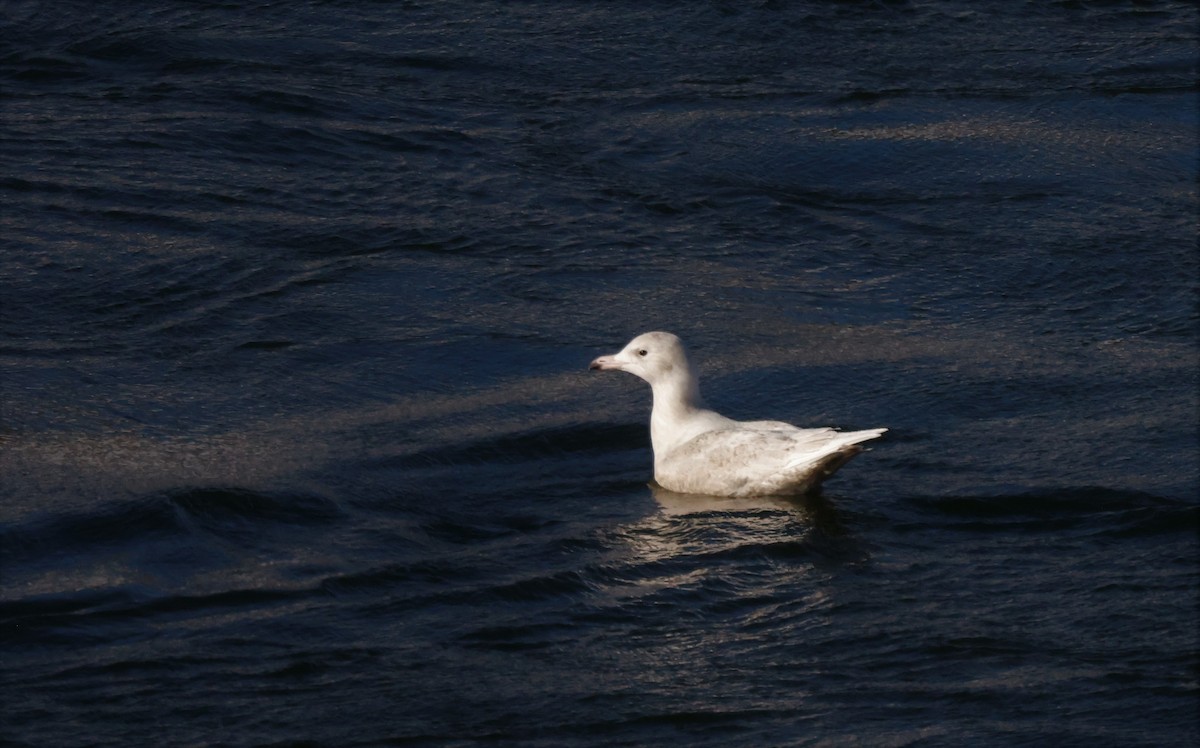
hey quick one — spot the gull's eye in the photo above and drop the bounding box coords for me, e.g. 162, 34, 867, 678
637, 349, 648, 357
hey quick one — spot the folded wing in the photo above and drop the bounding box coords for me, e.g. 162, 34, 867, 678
656, 426, 887, 497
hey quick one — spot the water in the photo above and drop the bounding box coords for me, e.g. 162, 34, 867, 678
2, 1, 1197, 745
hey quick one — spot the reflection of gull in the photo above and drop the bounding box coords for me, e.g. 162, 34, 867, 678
605, 485, 851, 569
650, 482, 848, 534
591, 332, 886, 497
650, 484, 827, 517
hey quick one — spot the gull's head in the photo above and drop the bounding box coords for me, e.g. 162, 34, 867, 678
589, 331, 689, 385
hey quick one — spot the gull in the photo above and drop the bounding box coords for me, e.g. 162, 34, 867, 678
590, 331, 886, 497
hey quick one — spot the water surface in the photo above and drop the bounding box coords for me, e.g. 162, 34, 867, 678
2, 1, 1197, 746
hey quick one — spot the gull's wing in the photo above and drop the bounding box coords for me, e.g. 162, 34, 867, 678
656, 426, 886, 497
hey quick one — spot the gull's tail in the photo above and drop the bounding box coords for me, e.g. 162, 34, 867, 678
776, 427, 888, 495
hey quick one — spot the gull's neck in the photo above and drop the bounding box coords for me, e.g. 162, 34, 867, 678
648, 363, 707, 455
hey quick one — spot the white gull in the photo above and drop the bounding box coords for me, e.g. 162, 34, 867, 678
589, 331, 886, 497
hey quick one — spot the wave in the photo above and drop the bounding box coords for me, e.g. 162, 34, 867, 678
381, 422, 648, 470
899, 486, 1198, 537
0, 487, 345, 565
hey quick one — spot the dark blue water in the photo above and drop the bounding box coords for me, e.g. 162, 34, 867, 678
2, 1, 1197, 745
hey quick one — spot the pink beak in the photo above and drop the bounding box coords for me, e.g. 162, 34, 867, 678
589, 355, 622, 371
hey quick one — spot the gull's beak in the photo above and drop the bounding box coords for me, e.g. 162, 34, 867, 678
589, 354, 622, 371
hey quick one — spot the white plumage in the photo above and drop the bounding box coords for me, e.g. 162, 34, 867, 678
590, 331, 886, 497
